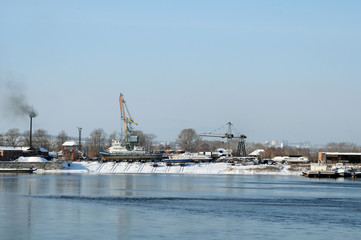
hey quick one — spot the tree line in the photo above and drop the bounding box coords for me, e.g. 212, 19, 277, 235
0, 128, 156, 158
174, 128, 361, 161
1, 127, 361, 161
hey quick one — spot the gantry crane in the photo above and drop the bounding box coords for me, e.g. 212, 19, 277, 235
200, 122, 247, 157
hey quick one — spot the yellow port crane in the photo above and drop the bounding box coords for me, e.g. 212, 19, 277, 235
119, 93, 139, 146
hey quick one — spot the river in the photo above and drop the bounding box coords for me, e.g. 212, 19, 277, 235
1, 173, 361, 239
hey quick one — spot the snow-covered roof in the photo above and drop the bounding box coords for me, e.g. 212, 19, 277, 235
249, 149, 265, 156
16, 156, 48, 162
39, 148, 48, 153
0, 146, 23, 151
62, 141, 78, 146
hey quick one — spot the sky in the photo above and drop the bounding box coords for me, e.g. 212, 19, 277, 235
0, 0, 361, 145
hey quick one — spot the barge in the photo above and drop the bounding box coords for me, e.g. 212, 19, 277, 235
0, 168, 36, 174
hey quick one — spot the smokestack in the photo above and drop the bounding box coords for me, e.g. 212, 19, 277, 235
29, 115, 33, 149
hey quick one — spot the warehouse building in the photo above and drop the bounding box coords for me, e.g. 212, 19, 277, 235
318, 152, 361, 164
0, 147, 25, 161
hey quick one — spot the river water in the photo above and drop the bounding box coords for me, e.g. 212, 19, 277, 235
1, 173, 361, 240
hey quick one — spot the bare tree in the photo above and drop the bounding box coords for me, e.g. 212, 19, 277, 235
144, 133, 156, 151
4, 128, 21, 147
130, 130, 157, 151
87, 128, 107, 157
49, 138, 58, 152
0, 133, 4, 146
261, 146, 312, 160
107, 131, 120, 148
210, 140, 226, 151
56, 130, 68, 151
176, 128, 200, 152
246, 142, 267, 154
320, 142, 360, 152
22, 130, 30, 147
196, 140, 212, 152
33, 129, 51, 149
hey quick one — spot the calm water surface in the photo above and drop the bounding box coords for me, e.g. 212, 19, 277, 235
1, 173, 361, 240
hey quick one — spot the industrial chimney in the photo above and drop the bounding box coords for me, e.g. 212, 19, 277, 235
29, 112, 36, 150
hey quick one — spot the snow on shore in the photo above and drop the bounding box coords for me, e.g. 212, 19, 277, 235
56, 161, 303, 175
16, 156, 48, 162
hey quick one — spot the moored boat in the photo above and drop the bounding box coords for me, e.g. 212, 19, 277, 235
352, 171, 361, 178
273, 155, 309, 164
164, 153, 193, 163
99, 93, 163, 161
0, 168, 36, 174
99, 140, 162, 161
331, 163, 352, 178
303, 164, 337, 178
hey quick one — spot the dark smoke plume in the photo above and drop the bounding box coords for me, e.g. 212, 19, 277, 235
8, 94, 38, 118
1, 80, 38, 119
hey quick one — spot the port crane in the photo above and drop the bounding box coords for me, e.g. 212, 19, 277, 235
200, 122, 247, 157
119, 93, 139, 147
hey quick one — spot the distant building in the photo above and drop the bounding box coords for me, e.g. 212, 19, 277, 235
62, 141, 79, 161
0, 147, 25, 161
318, 152, 361, 164
248, 149, 264, 157
0, 146, 48, 161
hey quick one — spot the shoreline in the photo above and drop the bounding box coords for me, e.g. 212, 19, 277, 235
33, 161, 306, 176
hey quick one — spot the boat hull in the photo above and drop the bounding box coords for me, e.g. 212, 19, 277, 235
164, 158, 193, 163
0, 168, 36, 174
303, 171, 338, 178
352, 172, 361, 178
99, 152, 163, 161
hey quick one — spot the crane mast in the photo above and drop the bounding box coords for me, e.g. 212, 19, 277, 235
119, 93, 139, 147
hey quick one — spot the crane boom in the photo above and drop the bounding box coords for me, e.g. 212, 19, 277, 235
199, 133, 234, 138
200, 122, 247, 156
119, 93, 139, 146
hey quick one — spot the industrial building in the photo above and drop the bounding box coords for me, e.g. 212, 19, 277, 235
318, 152, 361, 164
0, 146, 50, 161
62, 141, 79, 161
0, 147, 26, 161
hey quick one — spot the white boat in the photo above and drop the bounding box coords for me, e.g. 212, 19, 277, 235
100, 140, 163, 160
165, 153, 192, 163
211, 148, 227, 158
191, 152, 213, 162
165, 152, 213, 163
331, 163, 352, 177
272, 155, 309, 164
303, 164, 337, 178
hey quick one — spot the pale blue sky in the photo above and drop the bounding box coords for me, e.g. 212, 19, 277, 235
1, 0, 361, 144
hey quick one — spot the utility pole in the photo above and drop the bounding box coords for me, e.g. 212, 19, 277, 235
77, 127, 82, 152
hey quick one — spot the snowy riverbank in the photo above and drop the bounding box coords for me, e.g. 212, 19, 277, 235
35, 161, 305, 175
